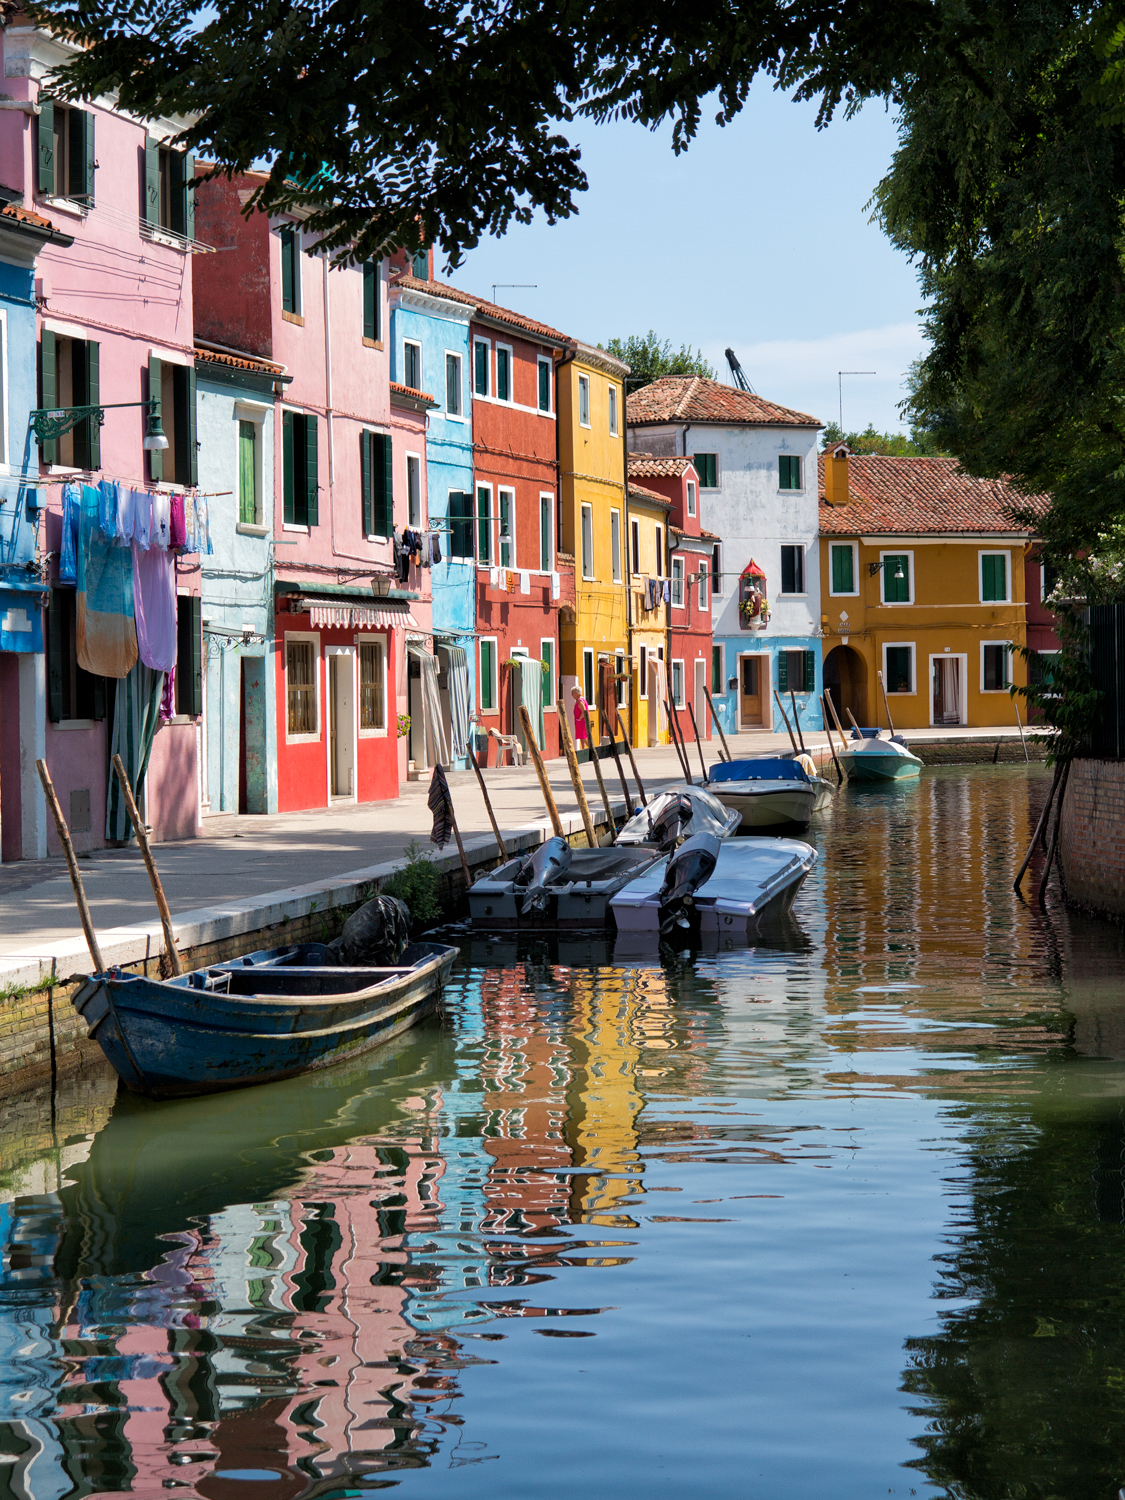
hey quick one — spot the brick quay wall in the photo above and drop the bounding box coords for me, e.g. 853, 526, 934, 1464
1060, 758, 1125, 920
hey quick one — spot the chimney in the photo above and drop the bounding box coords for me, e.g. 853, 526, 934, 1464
824, 441, 851, 506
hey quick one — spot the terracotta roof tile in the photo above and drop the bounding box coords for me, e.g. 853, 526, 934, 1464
817, 454, 1045, 534
390, 380, 437, 405
1, 201, 55, 232
392, 274, 569, 346
627, 376, 820, 429
628, 453, 694, 478
628, 482, 672, 509
194, 344, 285, 376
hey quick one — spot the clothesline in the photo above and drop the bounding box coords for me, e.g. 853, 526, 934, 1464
0, 471, 232, 497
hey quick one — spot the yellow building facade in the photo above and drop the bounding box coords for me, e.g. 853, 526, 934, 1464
818, 447, 1034, 731
626, 482, 671, 746
558, 343, 630, 744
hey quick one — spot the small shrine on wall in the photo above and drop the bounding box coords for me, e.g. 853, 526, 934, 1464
738, 560, 769, 629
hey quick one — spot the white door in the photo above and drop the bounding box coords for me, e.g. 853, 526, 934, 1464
930, 653, 967, 727
326, 647, 356, 798
694, 658, 707, 739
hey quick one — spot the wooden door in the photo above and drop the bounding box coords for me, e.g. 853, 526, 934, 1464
740, 656, 763, 727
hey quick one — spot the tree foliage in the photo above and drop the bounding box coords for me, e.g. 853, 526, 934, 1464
603, 332, 715, 390
819, 420, 947, 456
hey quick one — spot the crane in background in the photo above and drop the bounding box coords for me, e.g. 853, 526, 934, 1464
725, 347, 754, 394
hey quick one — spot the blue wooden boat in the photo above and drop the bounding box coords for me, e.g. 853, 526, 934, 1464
839, 729, 923, 782
70, 940, 458, 1100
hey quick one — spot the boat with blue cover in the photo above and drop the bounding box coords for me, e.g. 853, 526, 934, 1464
707, 756, 833, 832
70, 938, 457, 1100
838, 729, 923, 783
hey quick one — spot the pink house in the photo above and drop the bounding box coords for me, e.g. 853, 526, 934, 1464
194, 174, 407, 811
390, 380, 436, 776
0, 18, 205, 856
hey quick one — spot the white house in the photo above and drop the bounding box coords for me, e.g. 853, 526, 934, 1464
627, 376, 824, 737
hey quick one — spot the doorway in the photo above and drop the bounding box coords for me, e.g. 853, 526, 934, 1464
239, 656, 267, 814
694, 658, 707, 738
823, 644, 868, 726
931, 653, 966, 726
326, 647, 356, 798
739, 655, 767, 729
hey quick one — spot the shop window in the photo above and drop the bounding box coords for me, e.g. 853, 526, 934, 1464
286, 638, 317, 735
360, 638, 386, 729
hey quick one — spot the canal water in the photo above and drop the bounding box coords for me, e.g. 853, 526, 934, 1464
3, 763, 1125, 1500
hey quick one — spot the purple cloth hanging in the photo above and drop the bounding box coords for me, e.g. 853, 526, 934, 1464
160, 667, 176, 721
132, 541, 178, 671
169, 492, 186, 549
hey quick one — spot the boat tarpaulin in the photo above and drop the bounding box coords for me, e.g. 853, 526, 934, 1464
442, 644, 471, 760
408, 644, 450, 769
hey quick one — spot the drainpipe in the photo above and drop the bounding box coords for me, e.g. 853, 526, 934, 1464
555, 343, 578, 725
323, 254, 337, 546
623, 378, 635, 745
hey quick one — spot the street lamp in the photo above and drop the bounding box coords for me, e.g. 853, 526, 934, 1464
868, 556, 906, 580
30, 398, 169, 450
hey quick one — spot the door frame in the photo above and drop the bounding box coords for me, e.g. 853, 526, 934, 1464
693, 657, 707, 739
736, 651, 772, 731
928, 651, 968, 728
324, 644, 358, 802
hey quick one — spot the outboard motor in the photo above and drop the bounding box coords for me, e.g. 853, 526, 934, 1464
649, 794, 695, 851
656, 831, 721, 936
328, 894, 412, 965
514, 836, 572, 914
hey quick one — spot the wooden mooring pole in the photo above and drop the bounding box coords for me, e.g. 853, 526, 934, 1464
558, 707, 600, 847
616, 709, 648, 806
35, 759, 104, 973
702, 684, 732, 762
111, 754, 183, 975
520, 705, 564, 836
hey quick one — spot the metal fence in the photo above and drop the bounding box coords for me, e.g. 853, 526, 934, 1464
1088, 604, 1125, 759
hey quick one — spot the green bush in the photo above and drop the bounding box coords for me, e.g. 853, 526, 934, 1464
380, 839, 442, 925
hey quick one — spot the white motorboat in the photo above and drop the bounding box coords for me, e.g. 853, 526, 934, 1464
614, 784, 741, 844
706, 756, 832, 832
839, 730, 923, 783
610, 831, 817, 941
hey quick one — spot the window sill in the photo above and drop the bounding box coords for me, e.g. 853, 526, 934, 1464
366, 534, 391, 543
140, 223, 190, 253
236, 522, 269, 537
828, 592, 861, 599
444, 412, 468, 423
283, 522, 310, 534
40, 195, 89, 220
358, 728, 389, 739
362, 337, 383, 350
777, 488, 805, 496
285, 733, 321, 745
282, 311, 305, 326
778, 592, 808, 600
51, 718, 98, 731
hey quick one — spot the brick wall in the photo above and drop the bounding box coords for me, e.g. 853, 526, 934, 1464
1060, 758, 1125, 918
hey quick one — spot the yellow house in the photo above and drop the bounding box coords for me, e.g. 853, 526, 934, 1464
558, 342, 630, 744
819, 447, 1037, 730
626, 481, 671, 746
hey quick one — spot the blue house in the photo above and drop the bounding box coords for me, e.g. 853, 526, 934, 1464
195, 344, 288, 815
389, 266, 476, 768
0, 199, 73, 860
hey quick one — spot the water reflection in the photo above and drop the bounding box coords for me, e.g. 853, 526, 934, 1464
2, 767, 1125, 1496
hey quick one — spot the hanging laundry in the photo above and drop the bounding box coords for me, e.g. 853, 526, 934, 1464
662, 579, 671, 603
160, 667, 176, 721
393, 531, 410, 583
193, 493, 213, 555
130, 487, 152, 550
169, 492, 186, 549
59, 483, 81, 585
150, 488, 171, 550
97, 479, 120, 540
76, 484, 138, 678
105, 661, 164, 842
428, 531, 442, 566
132, 541, 178, 671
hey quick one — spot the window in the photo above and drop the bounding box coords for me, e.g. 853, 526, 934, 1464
980, 551, 1009, 603
279, 225, 301, 315
671, 660, 685, 707
1041, 559, 1059, 603
448, 492, 473, 558
671, 556, 684, 607
479, 638, 497, 711
403, 340, 421, 392
982, 642, 1012, 692
474, 339, 490, 397
608, 384, 618, 435
779, 454, 802, 490
830, 541, 858, 595
615, 650, 627, 708
694, 453, 718, 488
411, 249, 428, 278
238, 420, 259, 525
581, 503, 594, 580
687, 481, 697, 518
38, 332, 100, 469
406, 453, 422, 528
630, 517, 640, 575
286, 639, 318, 736
583, 648, 595, 706
541, 638, 555, 708
712, 644, 723, 694
282, 410, 319, 527
881, 552, 911, 604
1029, 650, 1060, 693
610, 509, 622, 582
362, 261, 380, 342
780, 544, 805, 595
578, 374, 591, 427
698, 560, 709, 610
149, 356, 197, 486
712, 543, 723, 596
359, 639, 387, 731
498, 488, 514, 568
884, 643, 914, 694
639, 644, 648, 698
538, 358, 551, 413
496, 346, 512, 402
445, 353, 462, 416
655, 525, 664, 578
175, 595, 203, 717
37, 100, 96, 207
777, 649, 816, 693
540, 493, 554, 572
46, 588, 106, 723
476, 486, 493, 564
360, 430, 392, 537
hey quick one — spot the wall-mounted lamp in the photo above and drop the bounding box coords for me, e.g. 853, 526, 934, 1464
30, 397, 169, 450
868, 556, 906, 580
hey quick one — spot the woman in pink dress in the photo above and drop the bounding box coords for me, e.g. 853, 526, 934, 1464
571, 685, 591, 747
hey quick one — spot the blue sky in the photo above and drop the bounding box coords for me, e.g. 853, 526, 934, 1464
448, 84, 925, 435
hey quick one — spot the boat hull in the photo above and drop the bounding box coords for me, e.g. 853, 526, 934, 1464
469, 847, 663, 931
70, 941, 457, 1099
710, 782, 815, 831
840, 752, 922, 782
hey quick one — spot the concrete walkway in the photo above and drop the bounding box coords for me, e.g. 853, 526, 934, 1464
0, 725, 1032, 987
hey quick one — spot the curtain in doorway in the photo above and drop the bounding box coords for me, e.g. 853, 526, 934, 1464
517, 658, 544, 751
105, 662, 165, 841
444, 645, 470, 760
408, 645, 450, 768
651, 658, 669, 739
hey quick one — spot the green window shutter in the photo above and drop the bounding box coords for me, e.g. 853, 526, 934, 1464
449, 492, 472, 558
182, 152, 195, 240
90, 672, 106, 721
143, 136, 160, 225
982, 554, 1006, 601
804, 650, 816, 693
304, 414, 319, 527
363, 262, 378, 340
777, 651, 788, 693
376, 433, 393, 537
68, 109, 94, 201
712, 645, 722, 692
831, 544, 853, 593
477, 486, 491, 563
538, 360, 550, 411
883, 555, 909, 603
183, 364, 197, 485
360, 430, 373, 535
47, 589, 64, 722
177, 595, 203, 716
148, 354, 163, 482
281, 227, 295, 313
480, 640, 494, 710
411, 250, 427, 278
84, 340, 100, 470
37, 97, 55, 195
282, 409, 295, 523
39, 331, 57, 464
474, 341, 488, 395
239, 421, 257, 524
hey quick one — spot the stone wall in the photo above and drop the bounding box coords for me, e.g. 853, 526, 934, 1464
1060, 758, 1125, 919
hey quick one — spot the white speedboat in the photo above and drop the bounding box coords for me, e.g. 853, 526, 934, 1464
610, 831, 817, 941
839, 730, 923, 783
707, 756, 831, 832
614, 784, 741, 844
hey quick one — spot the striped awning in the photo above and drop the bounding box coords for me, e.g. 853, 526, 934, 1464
304, 602, 417, 629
